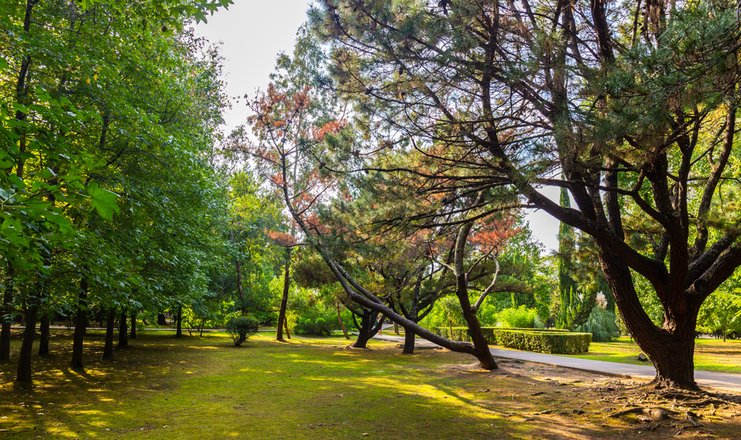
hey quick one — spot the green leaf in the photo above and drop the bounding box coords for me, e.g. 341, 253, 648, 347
87, 182, 120, 221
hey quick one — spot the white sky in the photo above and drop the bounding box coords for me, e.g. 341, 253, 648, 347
195, 1, 560, 252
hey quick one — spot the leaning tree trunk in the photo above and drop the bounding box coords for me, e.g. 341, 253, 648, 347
102, 309, 115, 360
15, 306, 38, 384
70, 278, 88, 371
454, 222, 497, 370
276, 247, 291, 342
38, 314, 50, 356
352, 310, 382, 349
118, 311, 128, 348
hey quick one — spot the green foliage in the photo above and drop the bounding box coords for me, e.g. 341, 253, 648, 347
492, 330, 592, 355
225, 315, 259, 346
495, 306, 538, 329
293, 308, 337, 336
575, 307, 620, 343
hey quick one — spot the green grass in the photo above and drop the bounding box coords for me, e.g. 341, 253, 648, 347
564, 337, 741, 373
1, 331, 739, 439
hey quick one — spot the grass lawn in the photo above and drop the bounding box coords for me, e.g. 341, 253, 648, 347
0, 331, 739, 439
564, 337, 741, 374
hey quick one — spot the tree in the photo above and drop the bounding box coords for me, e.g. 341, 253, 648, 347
309, 0, 741, 389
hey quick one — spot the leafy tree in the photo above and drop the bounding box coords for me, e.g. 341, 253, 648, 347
308, 0, 740, 389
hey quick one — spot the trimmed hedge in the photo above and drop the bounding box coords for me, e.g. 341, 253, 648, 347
435, 326, 590, 354
492, 329, 591, 354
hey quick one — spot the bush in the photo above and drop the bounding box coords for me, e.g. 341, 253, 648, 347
492, 329, 591, 354
435, 326, 569, 343
293, 309, 336, 336
435, 326, 588, 353
496, 306, 538, 328
575, 307, 619, 342
226, 316, 259, 346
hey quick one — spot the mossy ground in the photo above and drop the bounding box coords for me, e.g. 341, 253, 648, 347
0, 331, 739, 439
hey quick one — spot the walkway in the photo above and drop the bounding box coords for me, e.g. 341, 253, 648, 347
373, 334, 741, 393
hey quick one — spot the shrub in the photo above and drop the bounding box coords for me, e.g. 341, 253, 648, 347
294, 309, 336, 336
435, 326, 569, 343
575, 307, 620, 342
226, 316, 259, 346
495, 306, 538, 328
492, 329, 591, 354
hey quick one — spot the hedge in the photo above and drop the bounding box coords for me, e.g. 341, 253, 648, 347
492, 329, 591, 354
435, 326, 591, 354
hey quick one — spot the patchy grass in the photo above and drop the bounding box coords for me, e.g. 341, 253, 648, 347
0, 331, 739, 439
564, 337, 741, 373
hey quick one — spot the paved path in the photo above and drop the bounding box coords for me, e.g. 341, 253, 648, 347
373, 334, 741, 393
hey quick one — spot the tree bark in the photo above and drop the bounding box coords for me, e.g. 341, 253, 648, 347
276, 247, 291, 342
118, 311, 128, 348
402, 326, 415, 355
352, 309, 382, 348
175, 306, 183, 338
235, 258, 247, 315
601, 250, 699, 389
0, 262, 14, 362
38, 314, 50, 356
130, 313, 137, 339
15, 306, 37, 384
102, 309, 115, 360
70, 278, 88, 371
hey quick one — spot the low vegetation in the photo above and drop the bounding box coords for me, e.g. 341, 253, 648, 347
1, 332, 739, 439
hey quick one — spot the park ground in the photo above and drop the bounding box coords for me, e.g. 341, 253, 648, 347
0, 331, 740, 439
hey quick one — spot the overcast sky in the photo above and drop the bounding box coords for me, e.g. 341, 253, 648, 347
195, 1, 560, 252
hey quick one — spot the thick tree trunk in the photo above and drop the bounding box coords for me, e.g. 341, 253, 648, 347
276, 247, 291, 342
70, 278, 88, 371
15, 306, 38, 384
130, 314, 137, 339
175, 306, 183, 338
402, 326, 415, 355
102, 310, 115, 360
0, 264, 13, 362
118, 311, 128, 348
601, 251, 699, 389
352, 310, 382, 349
38, 314, 50, 356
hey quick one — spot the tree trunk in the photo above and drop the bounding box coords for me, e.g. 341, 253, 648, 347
352, 310, 382, 349
283, 316, 291, 339
0, 263, 14, 362
276, 247, 291, 342
70, 278, 88, 371
38, 314, 50, 356
157, 313, 167, 325
130, 313, 137, 339
175, 306, 183, 338
454, 223, 497, 370
118, 311, 128, 348
402, 326, 415, 355
601, 251, 699, 389
15, 306, 38, 384
235, 258, 247, 315
102, 309, 115, 360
